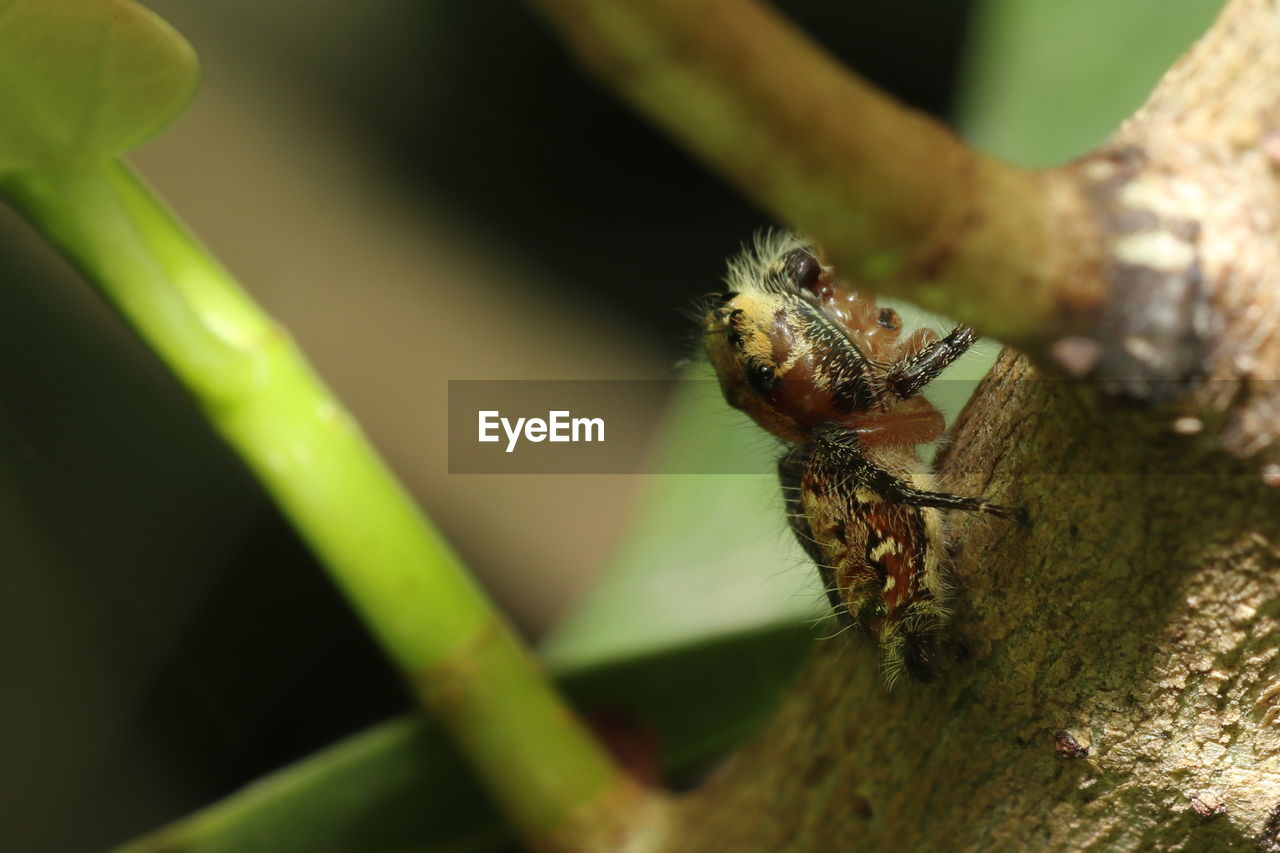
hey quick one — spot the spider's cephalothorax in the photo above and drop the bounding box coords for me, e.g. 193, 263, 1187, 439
702, 231, 1021, 685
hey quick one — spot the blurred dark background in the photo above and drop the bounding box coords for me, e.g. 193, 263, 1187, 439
0, 2, 974, 850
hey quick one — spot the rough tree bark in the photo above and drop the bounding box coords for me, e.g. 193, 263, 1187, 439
527, 0, 1280, 849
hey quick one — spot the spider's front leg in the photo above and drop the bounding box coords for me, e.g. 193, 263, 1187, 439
864, 459, 1027, 523
886, 325, 978, 400
880, 477, 1027, 522
813, 430, 1027, 523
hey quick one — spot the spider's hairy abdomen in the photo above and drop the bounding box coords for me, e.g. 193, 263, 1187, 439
782, 437, 948, 684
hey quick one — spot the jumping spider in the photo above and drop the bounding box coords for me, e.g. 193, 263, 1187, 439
702, 232, 1022, 685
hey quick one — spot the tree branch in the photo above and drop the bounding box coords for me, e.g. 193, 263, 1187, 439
1055, 0, 1280, 460
664, 351, 1280, 850
532, 0, 1280, 468
527, 0, 1105, 352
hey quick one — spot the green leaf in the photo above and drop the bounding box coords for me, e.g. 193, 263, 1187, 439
958, 0, 1226, 166
0, 0, 198, 172
115, 624, 816, 853
542, 364, 820, 671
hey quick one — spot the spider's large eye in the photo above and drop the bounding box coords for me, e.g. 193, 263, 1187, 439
783, 249, 821, 292
877, 308, 900, 331
746, 360, 778, 394
726, 308, 745, 349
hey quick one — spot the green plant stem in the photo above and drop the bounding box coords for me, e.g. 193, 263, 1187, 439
2, 161, 639, 847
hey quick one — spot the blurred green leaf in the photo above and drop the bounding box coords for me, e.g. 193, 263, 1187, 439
958, 0, 1226, 166
116, 623, 815, 853
0, 0, 198, 172
542, 364, 819, 671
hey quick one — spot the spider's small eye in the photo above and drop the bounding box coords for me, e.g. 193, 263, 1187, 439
877, 308, 900, 330
746, 360, 778, 394
783, 249, 821, 292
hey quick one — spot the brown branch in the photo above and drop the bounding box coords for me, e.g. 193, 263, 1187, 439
531, 0, 1280, 467
527, 0, 1105, 352
1053, 0, 1280, 458
664, 350, 1280, 850
1129, 0, 1280, 141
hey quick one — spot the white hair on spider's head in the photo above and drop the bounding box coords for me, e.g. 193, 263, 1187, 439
723, 229, 819, 295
